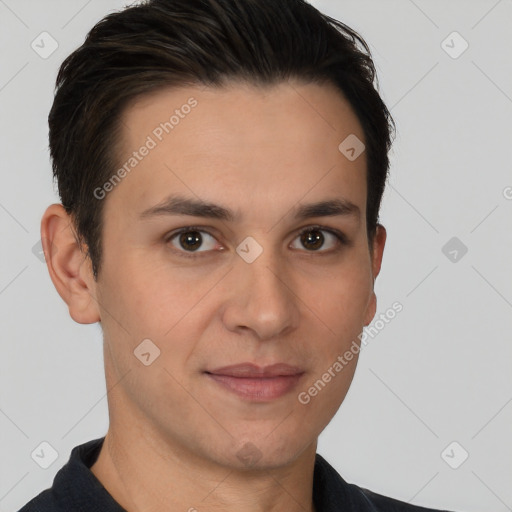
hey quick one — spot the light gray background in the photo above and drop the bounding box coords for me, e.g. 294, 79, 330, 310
1, 1, 511, 511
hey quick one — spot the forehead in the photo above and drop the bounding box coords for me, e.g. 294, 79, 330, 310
108, 80, 367, 223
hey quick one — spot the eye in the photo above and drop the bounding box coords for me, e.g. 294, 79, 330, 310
166, 228, 219, 255
165, 225, 348, 259
290, 226, 347, 253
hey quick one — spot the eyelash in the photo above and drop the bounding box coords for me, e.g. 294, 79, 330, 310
164, 225, 349, 260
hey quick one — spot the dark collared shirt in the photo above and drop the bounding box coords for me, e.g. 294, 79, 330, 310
18, 437, 457, 512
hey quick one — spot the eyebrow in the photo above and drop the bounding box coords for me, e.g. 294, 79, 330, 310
139, 194, 360, 223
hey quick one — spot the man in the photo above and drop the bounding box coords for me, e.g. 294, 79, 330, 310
18, 0, 459, 510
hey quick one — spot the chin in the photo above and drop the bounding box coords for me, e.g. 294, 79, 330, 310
213, 431, 312, 471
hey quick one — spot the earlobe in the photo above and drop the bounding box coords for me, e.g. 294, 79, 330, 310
41, 204, 101, 324
364, 292, 376, 326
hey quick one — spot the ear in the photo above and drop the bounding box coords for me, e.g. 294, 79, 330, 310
40, 203, 101, 324
363, 224, 387, 326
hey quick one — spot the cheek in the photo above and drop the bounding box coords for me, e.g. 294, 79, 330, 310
101, 257, 213, 368
303, 259, 373, 333
105, 254, 185, 329
295, 342, 360, 439
98, 263, 203, 402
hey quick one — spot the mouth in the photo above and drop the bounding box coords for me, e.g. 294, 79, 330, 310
204, 363, 305, 402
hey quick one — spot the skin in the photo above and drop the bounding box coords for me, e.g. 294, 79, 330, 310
41, 80, 386, 512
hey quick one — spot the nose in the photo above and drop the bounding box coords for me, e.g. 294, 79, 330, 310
221, 247, 300, 341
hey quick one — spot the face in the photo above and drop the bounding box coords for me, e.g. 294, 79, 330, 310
63, 80, 385, 469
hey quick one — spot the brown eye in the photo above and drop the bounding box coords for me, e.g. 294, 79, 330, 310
290, 226, 347, 253
179, 231, 202, 251
168, 229, 218, 254
300, 229, 324, 250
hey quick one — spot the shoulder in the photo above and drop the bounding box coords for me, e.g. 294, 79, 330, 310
16, 437, 106, 512
16, 489, 60, 512
314, 453, 459, 512
349, 482, 457, 512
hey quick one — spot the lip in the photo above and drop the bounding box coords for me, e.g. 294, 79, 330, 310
205, 363, 305, 402
207, 363, 304, 377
